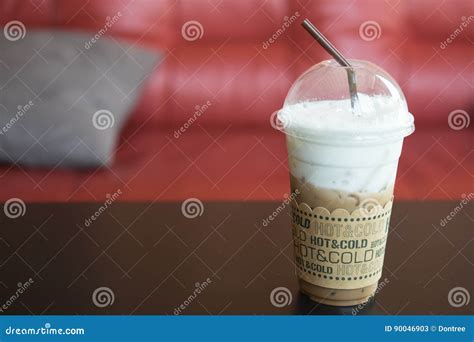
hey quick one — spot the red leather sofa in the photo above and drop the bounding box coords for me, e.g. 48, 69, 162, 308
0, 0, 472, 202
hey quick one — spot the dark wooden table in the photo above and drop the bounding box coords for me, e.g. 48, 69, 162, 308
0, 201, 472, 315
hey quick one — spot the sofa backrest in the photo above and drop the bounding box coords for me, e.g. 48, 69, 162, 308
1, 0, 472, 130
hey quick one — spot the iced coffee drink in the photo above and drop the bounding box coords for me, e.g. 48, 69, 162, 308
278, 60, 414, 306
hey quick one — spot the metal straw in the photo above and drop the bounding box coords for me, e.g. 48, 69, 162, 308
301, 19, 360, 113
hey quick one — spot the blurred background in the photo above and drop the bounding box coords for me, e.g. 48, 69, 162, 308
0, 0, 472, 202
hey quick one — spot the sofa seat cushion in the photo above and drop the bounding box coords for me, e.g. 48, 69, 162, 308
0, 124, 471, 202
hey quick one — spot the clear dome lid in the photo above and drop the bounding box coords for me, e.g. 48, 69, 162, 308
277, 59, 415, 144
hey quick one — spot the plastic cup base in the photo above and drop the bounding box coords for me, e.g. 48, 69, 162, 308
299, 279, 378, 307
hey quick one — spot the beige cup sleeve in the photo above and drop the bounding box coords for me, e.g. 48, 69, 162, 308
291, 199, 392, 290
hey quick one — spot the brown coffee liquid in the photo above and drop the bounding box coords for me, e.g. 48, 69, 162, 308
290, 174, 393, 306
290, 175, 393, 211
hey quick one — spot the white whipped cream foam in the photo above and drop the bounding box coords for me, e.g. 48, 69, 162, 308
280, 96, 414, 193
278, 95, 414, 143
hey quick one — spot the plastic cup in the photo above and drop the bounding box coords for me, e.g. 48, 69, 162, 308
277, 60, 414, 306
